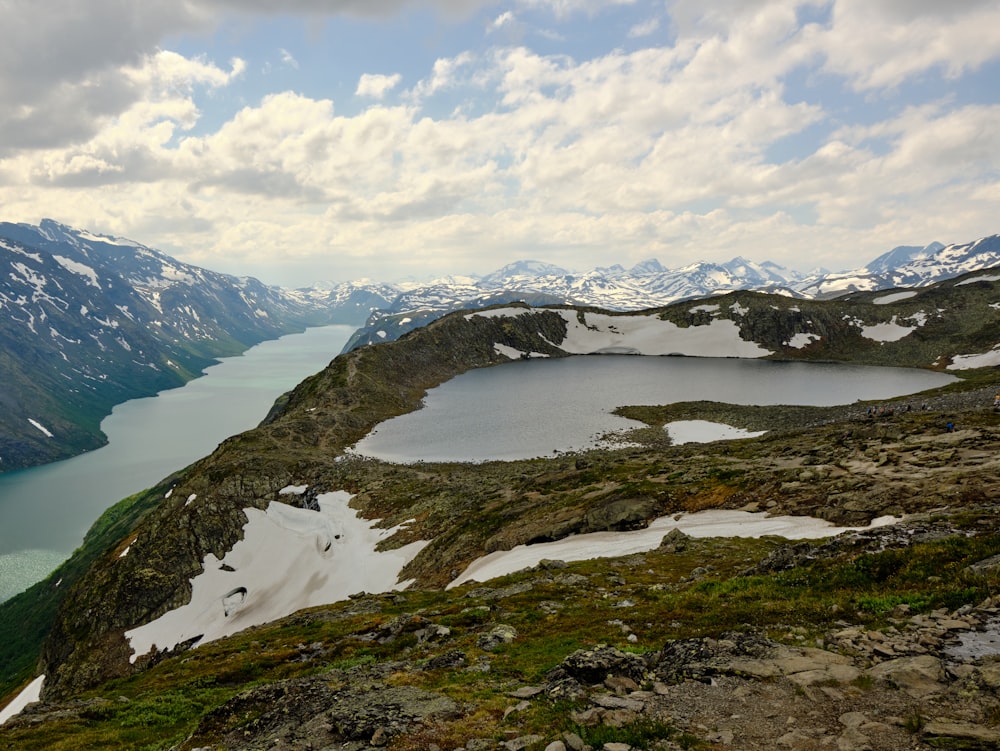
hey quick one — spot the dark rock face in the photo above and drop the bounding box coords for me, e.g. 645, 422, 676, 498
546, 645, 648, 687
186, 672, 460, 750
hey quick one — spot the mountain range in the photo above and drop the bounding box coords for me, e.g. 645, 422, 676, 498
4, 219, 1000, 473
343, 236, 1000, 349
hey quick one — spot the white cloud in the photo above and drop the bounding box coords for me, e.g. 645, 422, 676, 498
490, 10, 517, 31
628, 17, 661, 38
279, 48, 300, 69
1, 1, 999, 284
356, 73, 403, 99
409, 52, 476, 99
514, 0, 638, 18
819, 0, 1000, 90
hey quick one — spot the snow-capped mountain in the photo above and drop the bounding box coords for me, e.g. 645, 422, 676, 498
343, 236, 1000, 350
0, 220, 387, 471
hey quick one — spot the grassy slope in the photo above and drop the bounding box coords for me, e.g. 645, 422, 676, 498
1, 509, 998, 749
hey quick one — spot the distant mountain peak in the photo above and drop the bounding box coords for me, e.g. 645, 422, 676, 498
478, 260, 570, 286
630, 259, 666, 275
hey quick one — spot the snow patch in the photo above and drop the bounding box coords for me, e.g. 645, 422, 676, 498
873, 291, 918, 305
666, 421, 767, 444
786, 332, 819, 348
448, 511, 899, 588
185, 494, 197, 506
956, 274, 1000, 286
859, 317, 916, 342
689, 304, 719, 314
279, 485, 308, 496
493, 343, 549, 360
125, 493, 426, 661
0, 675, 44, 725
52, 255, 101, 288
28, 419, 53, 438
948, 346, 1000, 370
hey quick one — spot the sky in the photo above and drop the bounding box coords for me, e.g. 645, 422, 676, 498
1, 0, 999, 287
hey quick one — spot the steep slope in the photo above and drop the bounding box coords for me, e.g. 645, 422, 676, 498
0, 220, 386, 471
13, 268, 998, 702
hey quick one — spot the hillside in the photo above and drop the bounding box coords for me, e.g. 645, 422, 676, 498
0, 220, 387, 471
2, 270, 1000, 749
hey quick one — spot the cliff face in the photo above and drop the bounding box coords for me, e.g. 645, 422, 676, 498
21, 272, 1000, 700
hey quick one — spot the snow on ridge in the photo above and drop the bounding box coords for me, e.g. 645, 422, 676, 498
554, 311, 773, 357
448, 511, 900, 589
873, 291, 918, 305
956, 273, 1000, 286
125, 493, 426, 662
467, 309, 774, 358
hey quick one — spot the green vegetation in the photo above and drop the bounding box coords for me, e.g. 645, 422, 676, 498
0, 481, 171, 700
3, 521, 999, 748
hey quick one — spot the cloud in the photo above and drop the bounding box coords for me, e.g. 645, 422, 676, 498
279, 48, 300, 69
1, 0, 999, 284
628, 17, 661, 38
408, 52, 476, 99
514, 0, 638, 18
356, 73, 404, 99
819, 0, 1000, 90
488, 10, 517, 32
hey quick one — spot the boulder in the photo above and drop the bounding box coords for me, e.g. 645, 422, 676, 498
869, 655, 946, 698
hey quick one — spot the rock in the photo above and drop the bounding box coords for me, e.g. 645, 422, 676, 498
478, 625, 518, 651
590, 694, 644, 712
602, 744, 632, 751
425, 650, 467, 670
836, 726, 872, 751
656, 632, 859, 686
538, 559, 569, 570
585, 498, 657, 532
181, 673, 459, 749
603, 675, 639, 693
548, 645, 647, 685
706, 729, 735, 745
509, 685, 545, 699
503, 735, 545, 750
562, 731, 586, 751
922, 719, 1000, 749
868, 655, 946, 698
659, 528, 690, 552
545, 742, 567, 751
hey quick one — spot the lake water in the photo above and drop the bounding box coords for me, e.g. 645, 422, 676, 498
352, 356, 955, 463
0, 325, 354, 602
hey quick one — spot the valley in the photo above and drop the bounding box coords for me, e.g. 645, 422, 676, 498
1, 267, 999, 749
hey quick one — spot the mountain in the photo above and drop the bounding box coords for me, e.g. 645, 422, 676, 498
2, 268, 1000, 746
342, 235, 1000, 351
0, 220, 390, 472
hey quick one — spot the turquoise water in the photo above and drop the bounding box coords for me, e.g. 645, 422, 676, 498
0, 326, 353, 602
